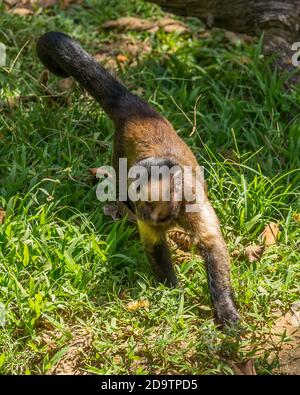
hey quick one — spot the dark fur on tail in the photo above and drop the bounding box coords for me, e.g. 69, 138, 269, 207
37, 32, 156, 123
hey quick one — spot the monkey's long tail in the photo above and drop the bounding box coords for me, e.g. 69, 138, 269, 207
37, 32, 154, 123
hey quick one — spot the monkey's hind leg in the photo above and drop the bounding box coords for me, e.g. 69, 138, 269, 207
137, 220, 178, 288
181, 204, 240, 327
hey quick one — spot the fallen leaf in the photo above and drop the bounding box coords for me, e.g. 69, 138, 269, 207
102, 16, 189, 35
4, 0, 78, 13
244, 244, 265, 263
9, 7, 33, 15
0, 208, 6, 224
4, 0, 18, 6
159, 18, 189, 34
116, 54, 128, 63
261, 222, 280, 246
126, 299, 150, 311
103, 17, 153, 31
230, 359, 257, 375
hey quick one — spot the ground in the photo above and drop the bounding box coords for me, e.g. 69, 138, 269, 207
0, 0, 300, 375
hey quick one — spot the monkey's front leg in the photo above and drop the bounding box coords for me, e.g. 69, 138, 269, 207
181, 203, 240, 327
137, 220, 178, 287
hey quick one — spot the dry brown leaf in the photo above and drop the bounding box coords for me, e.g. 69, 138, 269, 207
262, 222, 280, 246
103, 17, 153, 32
4, 0, 77, 13
230, 359, 257, 375
102, 16, 189, 35
9, 7, 33, 15
163, 24, 185, 33
126, 299, 150, 311
0, 208, 6, 224
116, 54, 128, 63
244, 244, 265, 263
4, 0, 19, 7
159, 18, 189, 34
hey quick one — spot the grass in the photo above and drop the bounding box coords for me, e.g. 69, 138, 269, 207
0, 0, 300, 375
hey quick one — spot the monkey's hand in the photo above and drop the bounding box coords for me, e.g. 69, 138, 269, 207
137, 220, 178, 288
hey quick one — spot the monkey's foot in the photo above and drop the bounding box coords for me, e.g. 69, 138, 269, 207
216, 307, 241, 330
214, 290, 241, 329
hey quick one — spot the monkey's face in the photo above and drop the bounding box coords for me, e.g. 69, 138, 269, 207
133, 176, 181, 227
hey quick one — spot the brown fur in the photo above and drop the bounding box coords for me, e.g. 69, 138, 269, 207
37, 31, 240, 327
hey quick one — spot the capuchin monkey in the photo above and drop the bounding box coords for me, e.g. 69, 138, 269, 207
36, 32, 240, 326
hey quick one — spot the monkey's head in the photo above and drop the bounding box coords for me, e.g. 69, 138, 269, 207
129, 158, 183, 227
